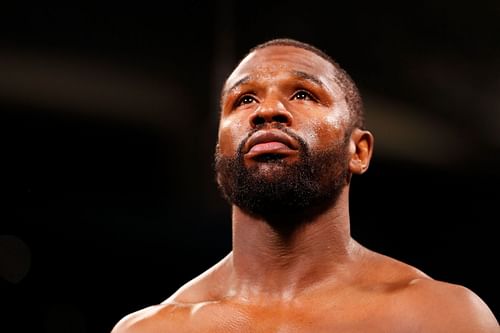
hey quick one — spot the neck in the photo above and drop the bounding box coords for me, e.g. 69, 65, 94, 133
228, 188, 359, 301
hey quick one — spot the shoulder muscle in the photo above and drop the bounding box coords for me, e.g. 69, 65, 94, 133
404, 279, 499, 332
110, 303, 187, 333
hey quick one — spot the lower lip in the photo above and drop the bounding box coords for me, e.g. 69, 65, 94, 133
248, 142, 290, 153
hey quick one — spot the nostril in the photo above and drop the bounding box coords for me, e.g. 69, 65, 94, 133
272, 115, 289, 124
250, 110, 291, 127
252, 116, 265, 126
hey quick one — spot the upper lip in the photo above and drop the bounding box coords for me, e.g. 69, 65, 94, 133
243, 129, 299, 154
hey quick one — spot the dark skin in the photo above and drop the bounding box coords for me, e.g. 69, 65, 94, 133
112, 44, 499, 332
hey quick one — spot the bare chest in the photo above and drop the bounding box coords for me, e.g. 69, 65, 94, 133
165, 299, 415, 333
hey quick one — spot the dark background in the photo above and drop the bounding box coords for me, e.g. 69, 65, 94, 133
1, 1, 499, 332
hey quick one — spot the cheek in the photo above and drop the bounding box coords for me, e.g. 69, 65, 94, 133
217, 117, 247, 156
298, 121, 319, 148
300, 107, 348, 150
322, 106, 350, 141
325, 102, 350, 129
325, 112, 348, 130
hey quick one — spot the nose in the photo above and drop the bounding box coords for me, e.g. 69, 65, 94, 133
249, 100, 293, 128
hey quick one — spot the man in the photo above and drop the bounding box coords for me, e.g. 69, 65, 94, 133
112, 38, 499, 332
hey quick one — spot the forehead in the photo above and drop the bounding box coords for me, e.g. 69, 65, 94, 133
224, 45, 339, 92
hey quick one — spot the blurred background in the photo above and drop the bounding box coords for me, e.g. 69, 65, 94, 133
1, 1, 499, 331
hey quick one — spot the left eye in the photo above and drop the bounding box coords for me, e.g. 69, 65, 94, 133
292, 90, 315, 101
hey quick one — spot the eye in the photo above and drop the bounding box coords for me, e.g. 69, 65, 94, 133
235, 94, 257, 107
291, 90, 316, 101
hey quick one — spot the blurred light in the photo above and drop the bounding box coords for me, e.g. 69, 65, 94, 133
0, 234, 31, 283
364, 94, 470, 167
0, 47, 190, 131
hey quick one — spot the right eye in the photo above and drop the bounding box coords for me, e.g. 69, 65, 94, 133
235, 95, 257, 107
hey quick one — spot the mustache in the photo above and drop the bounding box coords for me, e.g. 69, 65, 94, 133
236, 124, 309, 156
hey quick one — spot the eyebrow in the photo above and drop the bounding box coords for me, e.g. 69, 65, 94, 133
223, 70, 325, 99
224, 76, 251, 98
291, 70, 324, 87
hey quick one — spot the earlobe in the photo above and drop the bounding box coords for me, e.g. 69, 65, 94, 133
348, 128, 374, 175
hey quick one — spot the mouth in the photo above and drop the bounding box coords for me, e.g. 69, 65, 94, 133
243, 129, 299, 161
251, 152, 288, 163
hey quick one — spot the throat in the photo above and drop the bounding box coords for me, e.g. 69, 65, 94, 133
230, 204, 355, 299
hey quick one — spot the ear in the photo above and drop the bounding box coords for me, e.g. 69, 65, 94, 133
348, 128, 374, 175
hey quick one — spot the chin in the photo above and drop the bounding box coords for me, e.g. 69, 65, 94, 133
251, 162, 286, 177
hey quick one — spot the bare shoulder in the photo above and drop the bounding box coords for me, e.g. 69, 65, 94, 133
370, 251, 498, 332
110, 303, 187, 333
401, 277, 499, 332
111, 254, 231, 333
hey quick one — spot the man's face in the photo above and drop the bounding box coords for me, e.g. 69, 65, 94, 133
215, 45, 353, 217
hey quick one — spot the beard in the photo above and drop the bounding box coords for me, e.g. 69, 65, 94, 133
214, 126, 350, 220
